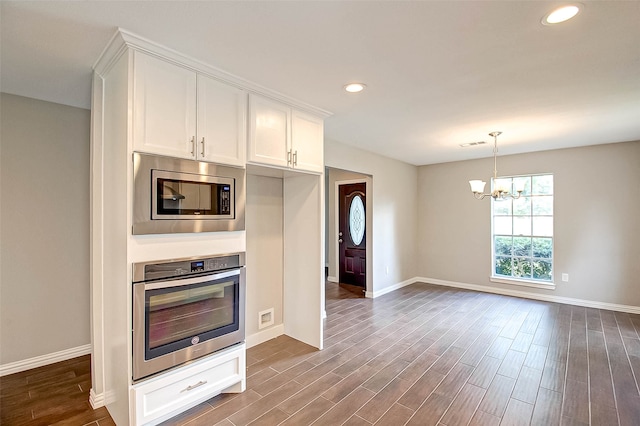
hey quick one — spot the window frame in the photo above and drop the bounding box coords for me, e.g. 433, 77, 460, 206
490, 173, 555, 289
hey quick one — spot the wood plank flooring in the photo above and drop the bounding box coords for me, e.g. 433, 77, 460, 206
0, 355, 114, 425
2, 282, 639, 425
165, 282, 640, 425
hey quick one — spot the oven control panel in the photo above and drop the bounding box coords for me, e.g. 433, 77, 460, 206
191, 260, 205, 272
133, 253, 245, 282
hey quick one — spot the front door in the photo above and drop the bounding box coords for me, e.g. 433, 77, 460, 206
338, 182, 366, 287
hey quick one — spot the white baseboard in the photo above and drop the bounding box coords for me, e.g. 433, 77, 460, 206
327, 276, 338, 283
365, 277, 420, 299
0, 343, 92, 377
245, 324, 285, 349
418, 277, 640, 315
89, 387, 105, 409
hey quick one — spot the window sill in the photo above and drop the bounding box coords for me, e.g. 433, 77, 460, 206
490, 276, 556, 290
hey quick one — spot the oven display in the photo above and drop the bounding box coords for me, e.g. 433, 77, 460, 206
191, 261, 205, 272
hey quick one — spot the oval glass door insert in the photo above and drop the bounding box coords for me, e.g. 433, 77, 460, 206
349, 195, 365, 245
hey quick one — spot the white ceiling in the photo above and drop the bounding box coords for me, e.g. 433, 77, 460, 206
2, 1, 639, 165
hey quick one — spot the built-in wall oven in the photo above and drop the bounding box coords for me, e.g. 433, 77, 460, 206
133, 152, 246, 235
132, 253, 245, 382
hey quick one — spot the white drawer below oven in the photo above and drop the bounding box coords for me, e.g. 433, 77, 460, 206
130, 343, 246, 426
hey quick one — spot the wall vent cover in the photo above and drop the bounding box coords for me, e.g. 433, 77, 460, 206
459, 141, 488, 147
258, 308, 275, 329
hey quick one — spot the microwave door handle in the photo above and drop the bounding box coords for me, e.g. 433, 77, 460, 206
142, 269, 242, 291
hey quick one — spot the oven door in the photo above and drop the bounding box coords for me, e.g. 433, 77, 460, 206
133, 268, 245, 381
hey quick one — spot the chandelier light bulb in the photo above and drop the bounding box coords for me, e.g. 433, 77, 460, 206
469, 180, 486, 193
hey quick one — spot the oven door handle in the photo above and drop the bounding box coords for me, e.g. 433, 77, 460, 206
141, 268, 241, 291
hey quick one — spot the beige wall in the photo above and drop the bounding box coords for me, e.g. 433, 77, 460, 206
418, 141, 640, 307
325, 139, 418, 294
245, 174, 283, 338
0, 93, 90, 364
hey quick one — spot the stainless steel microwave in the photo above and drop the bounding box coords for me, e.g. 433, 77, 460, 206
133, 152, 245, 235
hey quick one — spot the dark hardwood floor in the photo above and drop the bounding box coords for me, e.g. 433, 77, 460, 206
0, 354, 114, 425
2, 282, 640, 425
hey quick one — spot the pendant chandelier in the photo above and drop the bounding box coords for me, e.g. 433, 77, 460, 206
469, 131, 524, 200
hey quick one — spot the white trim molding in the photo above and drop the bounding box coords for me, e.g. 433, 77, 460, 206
89, 388, 105, 409
94, 28, 331, 118
0, 344, 92, 377
418, 277, 640, 315
365, 277, 420, 299
327, 276, 338, 283
490, 276, 556, 290
245, 324, 285, 349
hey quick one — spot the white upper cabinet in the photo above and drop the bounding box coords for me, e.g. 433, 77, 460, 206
291, 110, 324, 174
248, 94, 324, 173
248, 94, 290, 168
197, 75, 247, 167
133, 51, 246, 166
133, 52, 197, 159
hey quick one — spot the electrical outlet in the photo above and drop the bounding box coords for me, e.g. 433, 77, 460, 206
562, 273, 569, 282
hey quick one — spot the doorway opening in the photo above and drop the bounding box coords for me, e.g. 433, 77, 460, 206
325, 167, 371, 298
338, 182, 366, 288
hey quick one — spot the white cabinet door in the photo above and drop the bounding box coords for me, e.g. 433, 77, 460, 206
133, 52, 197, 159
291, 109, 324, 173
248, 94, 290, 168
131, 344, 245, 426
197, 75, 247, 167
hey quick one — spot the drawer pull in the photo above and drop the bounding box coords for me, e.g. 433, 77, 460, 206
181, 380, 207, 393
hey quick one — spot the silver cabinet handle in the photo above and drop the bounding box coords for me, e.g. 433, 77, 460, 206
287, 149, 292, 165
181, 380, 207, 393
293, 150, 298, 167
200, 137, 206, 157
190, 136, 196, 157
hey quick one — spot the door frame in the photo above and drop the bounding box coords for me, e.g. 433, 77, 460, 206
333, 178, 372, 296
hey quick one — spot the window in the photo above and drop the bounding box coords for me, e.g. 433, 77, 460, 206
492, 174, 553, 283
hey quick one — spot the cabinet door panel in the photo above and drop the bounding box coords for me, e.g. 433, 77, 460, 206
248, 94, 290, 168
291, 110, 324, 173
197, 75, 247, 166
133, 52, 197, 159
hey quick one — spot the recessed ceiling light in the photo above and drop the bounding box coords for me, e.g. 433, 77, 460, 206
542, 4, 581, 25
344, 83, 366, 93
